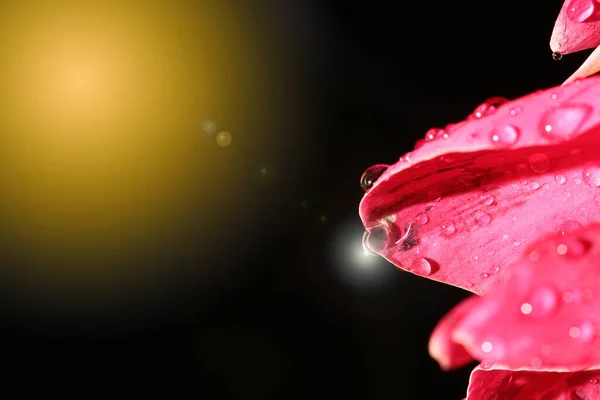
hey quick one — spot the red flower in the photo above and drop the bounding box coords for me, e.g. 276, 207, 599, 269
358, 76, 600, 397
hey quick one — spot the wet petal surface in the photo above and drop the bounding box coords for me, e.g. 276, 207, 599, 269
359, 77, 600, 294
430, 224, 600, 372
550, 0, 600, 55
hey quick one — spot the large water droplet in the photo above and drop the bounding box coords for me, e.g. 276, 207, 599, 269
473, 210, 492, 227
567, 0, 596, 22
412, 257, 433, 276
525, 286, 559, 317
470, 97, 509, 119
441, 221, 457, 237
528, 153, 550, 173
552, 52, 562, 61
416, 212, 429, 225
360, 164, 389, 191
491, 125, 520, 146
364, 226, 389, 252
583, 164, 600, 188
555, 174, 567, 185
540, 104, 593, 140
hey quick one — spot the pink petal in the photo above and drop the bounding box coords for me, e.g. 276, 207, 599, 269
466, 365, 600, 400
550, 0, 600, 55
359, 76, 600, 294
431, 224, 600, 372
564, 46, 600, 84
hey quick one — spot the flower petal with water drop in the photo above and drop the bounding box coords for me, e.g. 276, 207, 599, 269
359, 76, 600, 295
550, 0, 600, 56
428, 224, 600, 398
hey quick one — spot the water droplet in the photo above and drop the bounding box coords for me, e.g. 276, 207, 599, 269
473, 210, 492, 227
470, 97, 509, 119
364, 226, 388, 252
491, 125, 520, 146
509, 106, 522, 116
552, 51, 563, 61
481, 272, 490, 279
528, 153, 550, 173
412, 257, 433, 276
525, 286, 559, 317
513, 241, 521, 247
480, 339, 505, 358
520, 303, 532, 314
441, 221, 457, 237
529, 181, 540, 190
541, 104, 593, 140
481, 341, 493, 352
583, 164, 600, 188
360, 164, 389, 191
555, 174, 567, 185
480, 194, 495, 206
559, 220, 583, 235
424, 128, 442, 141
567, 0, 596, 22
416, 212, 429, 225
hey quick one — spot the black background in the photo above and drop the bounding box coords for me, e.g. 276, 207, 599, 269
2, 1, 590, 398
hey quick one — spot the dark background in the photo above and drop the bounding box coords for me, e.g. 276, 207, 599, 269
2, 1, 590, 398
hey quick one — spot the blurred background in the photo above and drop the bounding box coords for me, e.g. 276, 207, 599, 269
0, 0, 587, 398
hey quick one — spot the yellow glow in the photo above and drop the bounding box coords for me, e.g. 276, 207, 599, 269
0, 1, 272, 301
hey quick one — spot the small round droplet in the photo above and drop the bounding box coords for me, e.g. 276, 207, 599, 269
520, 303, 532, 315
441, 221, 457, 237
470, 97, 509, 119
555, 174, 567, 185
360, 164, 389, 191
491, 125, 520, 146
567, 0, 596, 22
480, 272, 490, 279
540, 104, 593, 140
216, 131, 233, 147
558, 237, 591, 257
530, 181, 540, 190
583, 164, 600, 188
473, 210, 492, 227
425, 128, 443, 141
412, 257, 433, 276
364, 226, 388, 252
416, 212, 429, 225
481, 341, 493, 352
509, 106, 522, 116
480, 194, 495, 206
528, 153, 550, 173
552, 52, 563, 61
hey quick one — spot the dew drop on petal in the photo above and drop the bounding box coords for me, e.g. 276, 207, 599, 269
567, 0, 596, 22
491, 125, 520, 146
583, 164, 600, 188
480, 272, 489, 279
470, 97, 509, 119
473, 210, 492, 227
360, 164, 389, 191
365, 226, 389, 252
528, 153, 550, 173
416, 212, 429, 225
441, 221, 456, 237
555, 174, 567, 185
412, 257, 433, 276
480, 194, 495, 206
541, 104, 593, 140
529, 181, 540, 190
509, 106, 522, 116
